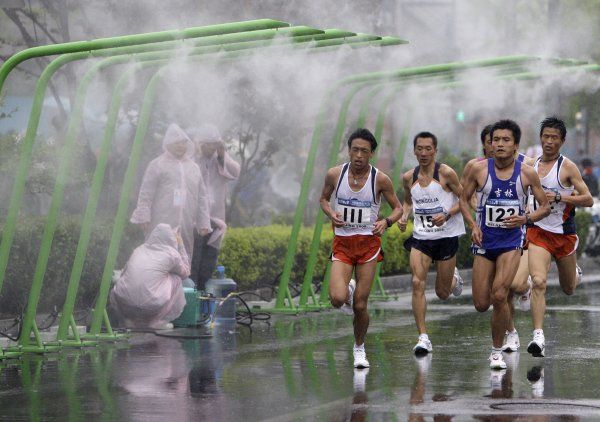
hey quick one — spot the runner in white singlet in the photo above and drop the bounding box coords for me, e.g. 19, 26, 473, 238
320, 128, 402, 369
398, 132, 466, 355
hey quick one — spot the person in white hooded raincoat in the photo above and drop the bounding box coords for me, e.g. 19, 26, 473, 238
190, 124, 240, 288
110, 223, 189, 329
130, 123, 211, 256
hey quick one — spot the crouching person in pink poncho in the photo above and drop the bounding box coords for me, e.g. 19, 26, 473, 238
110, 224, 189, 330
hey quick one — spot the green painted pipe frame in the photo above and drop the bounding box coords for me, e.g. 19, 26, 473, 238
273, 55, 554, 313
0, 26, 333, 354
1, 28, 393, 352
0, 19, 290, 96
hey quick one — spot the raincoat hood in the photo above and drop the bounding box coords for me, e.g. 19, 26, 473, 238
162, 123, 194, 158
146, 223, 178, 250
191, 123, 222, 145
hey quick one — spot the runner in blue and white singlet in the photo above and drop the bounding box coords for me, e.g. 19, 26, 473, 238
460, 119, 550, 370
475, 158, 528, 258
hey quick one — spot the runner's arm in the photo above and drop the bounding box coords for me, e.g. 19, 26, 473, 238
461, 159, 479, 211
373, 173, 403, 236
561, 161, 594, 207
397, 171, 412, 232
442, 165, 463, 219
525, 166, 551, 222
459, 163, 482, 245
319, 168, 345, 227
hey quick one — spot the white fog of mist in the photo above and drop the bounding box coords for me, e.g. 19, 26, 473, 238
4, 0, 600, 224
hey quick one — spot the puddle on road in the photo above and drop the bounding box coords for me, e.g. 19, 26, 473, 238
0, 284, 599, 420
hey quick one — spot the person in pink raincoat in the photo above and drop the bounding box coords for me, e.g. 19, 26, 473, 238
130, 123, 211, 257
110, 223, 189, 329
189, 124, 240, 289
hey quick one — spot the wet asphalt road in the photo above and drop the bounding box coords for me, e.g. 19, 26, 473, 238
0, 272, 600, 421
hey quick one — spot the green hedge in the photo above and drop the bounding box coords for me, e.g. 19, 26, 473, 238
0, 218, 144, 316
0, 211, 592, 314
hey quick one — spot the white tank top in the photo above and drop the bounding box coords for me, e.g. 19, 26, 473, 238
333, 163, 381, 236
529, 155, 576, 234
410, 163, 465, 240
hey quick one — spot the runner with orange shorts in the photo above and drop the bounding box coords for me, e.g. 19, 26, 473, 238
524, 117, 593, 357
320, 128, 402, 368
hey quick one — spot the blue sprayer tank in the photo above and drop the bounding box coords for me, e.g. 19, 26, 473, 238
205, 265, 237, 322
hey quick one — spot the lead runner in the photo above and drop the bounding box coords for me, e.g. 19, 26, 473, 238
320, 128, 403, 368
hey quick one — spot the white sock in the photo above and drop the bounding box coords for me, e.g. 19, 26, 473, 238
492, 347, 503, 353
354, 343, 364, 350
507, 328, 517, 334
533, 329, 544, 336
419, 333, 429, 340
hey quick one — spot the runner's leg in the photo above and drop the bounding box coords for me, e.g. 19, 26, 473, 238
491, 250, 521, 348
556, 252, 578, 295
353, 260, 378, 346
472, 255, 495, 312
528, 243, 552, 330
410, 248, 433, 335
434, 255, 458, 300
329, 260, 354, 308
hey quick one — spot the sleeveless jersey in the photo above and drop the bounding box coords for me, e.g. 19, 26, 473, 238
476, 159, 527, 249
410, 163, 465, 240
529, 155, 576, 234
334, 163, 381, 237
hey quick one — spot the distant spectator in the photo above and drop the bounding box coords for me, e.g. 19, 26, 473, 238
189, 124, 240, 289
581, 158, 599, 197
130, 123, 211, 256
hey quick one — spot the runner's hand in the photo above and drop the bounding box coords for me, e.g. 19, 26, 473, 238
372, 219, 387, 236
431, 213, 446, 227
503, 215, 526, 229
471, 225, 483, 246
397, 218, 408, 232
329, 212, 345, 227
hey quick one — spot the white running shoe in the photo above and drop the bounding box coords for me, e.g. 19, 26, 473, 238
527, 330, 545, 357
489, 350, 507, 370
353, 344, 370, 368
452, 268, 463, 297
353, 368, 369, 392
519, 276, 532, 311
576, 264, 583, 286
413, 334, 433, 355
340, 279, 356, 316
502, 329, 520, 352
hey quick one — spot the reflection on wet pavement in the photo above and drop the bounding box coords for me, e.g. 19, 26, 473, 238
0, 283, 599, 420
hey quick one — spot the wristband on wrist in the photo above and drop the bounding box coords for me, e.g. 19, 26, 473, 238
525, 212, 532, 225
443, 211, 450, 221
385, 217, 393, 228
555, 192, 561, 203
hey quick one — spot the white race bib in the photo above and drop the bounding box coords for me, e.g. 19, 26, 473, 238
485, 204, 519, 227
336, 198, 371, 229
414, 207, 445, 231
